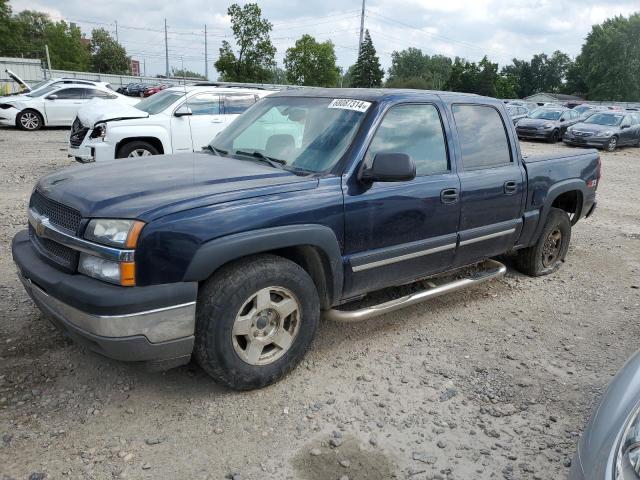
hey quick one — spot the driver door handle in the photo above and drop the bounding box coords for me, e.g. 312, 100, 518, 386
504, 181, 518, 195
440, 188, 459, 204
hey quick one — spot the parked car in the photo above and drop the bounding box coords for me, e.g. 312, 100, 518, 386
572, 104, 606, 120
506, 100, 538, 112
143, 84, 172, 97
569, 349, 640, 480
68, 85, 270, 161
516, 107, 582, 142
564, 111, 640, 151
125, 83, 148, 97
116, 83, 136, 94
507, 105, 530, 125
0, 83, 138, 131
14, 89, 600, 390
2, 69, 105, 98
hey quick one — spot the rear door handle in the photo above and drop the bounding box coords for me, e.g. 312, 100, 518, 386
504, 181, 518, 195
211, 118, 224, 123
440, 188, 459, 204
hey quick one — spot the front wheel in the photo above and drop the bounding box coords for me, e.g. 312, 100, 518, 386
194, 254, 320, 390
514, 207, 571, 276
17, 110, 43, 131
548, 129, 560, 143
116, 140, 159, 158
606, 136, 618, 152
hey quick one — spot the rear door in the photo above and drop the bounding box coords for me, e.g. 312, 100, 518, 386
184, 92, 222, 150
452, 103, 525, 267
43, 87, 87, 125
343, 101, 461, 297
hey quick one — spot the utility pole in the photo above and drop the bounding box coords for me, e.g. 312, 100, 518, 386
44, 45, 52, 78
164, 19, 169, 78
358, 0, 365, 57
204, 25, 209, 80
115, 20, 118, 42
143, 58, 146, 76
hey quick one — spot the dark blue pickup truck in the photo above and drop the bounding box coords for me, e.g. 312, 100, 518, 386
12, 89, 600, 390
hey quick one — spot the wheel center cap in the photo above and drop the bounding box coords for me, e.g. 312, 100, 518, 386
256, 316, 268, 329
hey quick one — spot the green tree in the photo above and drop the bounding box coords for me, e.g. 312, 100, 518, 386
386, 48, 452, 89
0, 0, 19, 55
579, 13, 640, 101
495, 75, 517, 98
171, 67, 206, 79
45, 21, 91, 71
284, 34, 340, 87
476, 56, 498, 97
90, 28, 129, 74
445, 57, 480, 93
340, 64, 356, 87
501, 50, 574, 98
351, 30, 384, 88
214, 3, 276, 83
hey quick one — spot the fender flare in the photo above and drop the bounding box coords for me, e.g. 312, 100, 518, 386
532, 179, 587, 242
183, 224, 344, 305
109, 126, 171, 154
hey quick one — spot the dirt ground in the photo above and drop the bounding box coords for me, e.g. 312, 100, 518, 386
0, 127, 639, 480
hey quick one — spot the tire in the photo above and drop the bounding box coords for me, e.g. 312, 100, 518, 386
116, 140, 159, 158
605, 136, 618, 152
514, 207, 571, 277
16, 110, 43, 131
548, 130, 560, 143
194, 254, 320, 390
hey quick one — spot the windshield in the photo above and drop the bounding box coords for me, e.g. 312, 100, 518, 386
26, 79, 50, 91
26, 85, 58, 97
135, 90, 185, 114
530, 109, 562, 120
573, 105, 592, 114
209, 96, 370, 173
584, 113, 624, 126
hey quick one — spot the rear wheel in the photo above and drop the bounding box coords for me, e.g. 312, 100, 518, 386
17, 110, 43, 131
514, 207, 571, 277
194, 254, 320, 390
116, 140, 159, 158
606, 136, 618, 152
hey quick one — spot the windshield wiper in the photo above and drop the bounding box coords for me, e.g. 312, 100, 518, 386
234, 150, 287, 169
204, 144, 228, 156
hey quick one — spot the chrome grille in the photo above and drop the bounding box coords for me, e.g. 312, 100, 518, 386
29, 224, 78, 270
29, 190, 82, 233
69, 117, 89, 147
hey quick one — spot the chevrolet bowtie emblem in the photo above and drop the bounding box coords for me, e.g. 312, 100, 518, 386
34, 215, 46, 236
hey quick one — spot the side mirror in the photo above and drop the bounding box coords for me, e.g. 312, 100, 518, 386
559, 118, 565, 122
621, 124, 630, 129
361, 152, 416, 183
46, 94, 58, 100
174, 106, 192, 117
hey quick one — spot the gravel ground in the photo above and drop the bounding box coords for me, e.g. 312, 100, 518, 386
0, 127, 639, 480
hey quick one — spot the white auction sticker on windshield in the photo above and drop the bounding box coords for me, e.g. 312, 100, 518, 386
328, 98, 371, 112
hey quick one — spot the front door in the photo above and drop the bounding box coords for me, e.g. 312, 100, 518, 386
451, 103, 525, 267
184, 92, 223, 150
343, 102, 460, 298
43, 87, 87, 125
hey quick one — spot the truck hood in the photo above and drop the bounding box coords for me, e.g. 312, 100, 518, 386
77, 100, 148, 127
36, 152, 317, 221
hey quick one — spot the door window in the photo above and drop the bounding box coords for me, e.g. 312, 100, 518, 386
367, 104, 449, 176
186, 93, 220, 115
224, 95, 257, 114
452, 104, 511, 169
86, 89, 117, 100
51, 88, 86, 99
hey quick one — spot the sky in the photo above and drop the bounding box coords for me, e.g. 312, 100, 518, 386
8, 0, 640, 80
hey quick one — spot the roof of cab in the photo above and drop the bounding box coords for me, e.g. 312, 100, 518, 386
270, 87, 497, 104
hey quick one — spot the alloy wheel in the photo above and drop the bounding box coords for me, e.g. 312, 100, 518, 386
542, 228, 562, 268
607, 137, 617, 152
20, 112, 40, 130
231, 286, 301, 366
127, 149, 153, 157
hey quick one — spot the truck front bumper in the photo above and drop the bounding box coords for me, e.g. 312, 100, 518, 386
68, 136, 117, 163
12, 230, 197, 367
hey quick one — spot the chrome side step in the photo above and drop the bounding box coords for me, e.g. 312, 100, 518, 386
323, 259, 507, 323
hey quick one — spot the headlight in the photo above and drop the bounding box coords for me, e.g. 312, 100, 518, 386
615, 402, 640, 479
567, 127, 574, 133
90, 122, 106, 140
78, 253, 135, 285
84, 218, 144, 248
601, 130, 613, 137
543, 123, 554, 129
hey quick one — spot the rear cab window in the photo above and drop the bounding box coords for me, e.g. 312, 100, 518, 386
452, 104, 512, 170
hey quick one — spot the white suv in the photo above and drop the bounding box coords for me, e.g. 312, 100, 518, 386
68, 85, 272, 161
